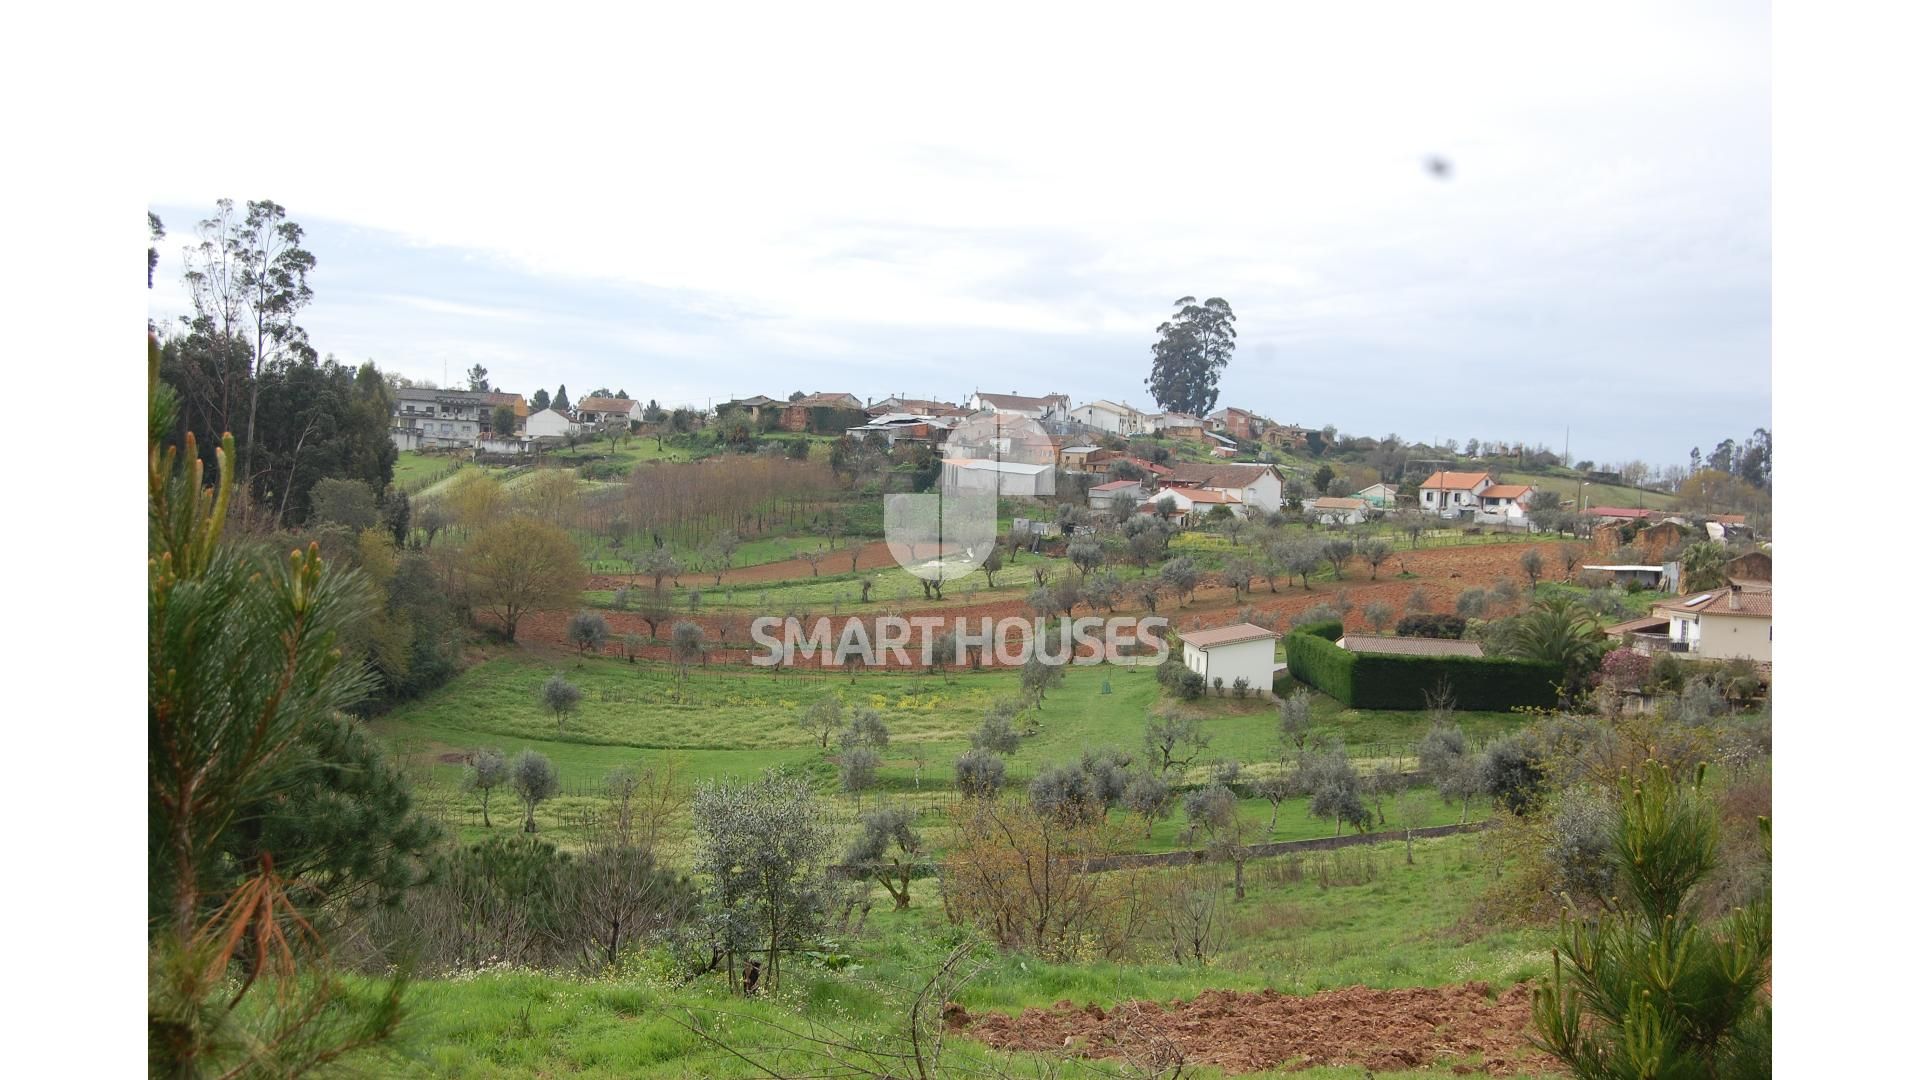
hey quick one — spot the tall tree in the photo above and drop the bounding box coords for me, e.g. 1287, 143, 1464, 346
179, 199, 318, 492
532, 388, 551, 412
457, 518, 586, 642
150, 333, 414, 1073
552, 384, 571, 414
466, 364, 490, 392
1145, 296, 1236, 416
148, 211, 165, 289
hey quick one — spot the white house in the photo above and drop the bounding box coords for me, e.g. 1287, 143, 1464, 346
1353, 482, 1398, 509
1419, 470, 1493, 517
525, 407, 579, 439
391, 386, 488, 449
1143, 485, 1244, 522
1088, 478, 1145, 511
1068, 399, 1150, 436
575, 395, 642, 428
1181, 623, 1280, 697
940, 458, 1057, 498
1473, 483, 1536, 524
1163, 463, 1284, 514
1304, 496, 1369, 525
1150, 412, 1208, 437
1652, 584, 1772, 662
966, 391, 1073, 421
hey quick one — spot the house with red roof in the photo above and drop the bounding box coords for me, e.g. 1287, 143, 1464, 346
1088, 478, 1146, 512
1141, 485, 1245, 523
1418, 470, 1493, 516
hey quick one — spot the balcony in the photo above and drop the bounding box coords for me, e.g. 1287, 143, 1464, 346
1628, 633, 1696, 657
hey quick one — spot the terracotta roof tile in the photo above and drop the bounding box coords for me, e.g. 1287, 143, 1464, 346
1479, 484, 1533, 499
1654, 586, 1772, 619
1420, 471, 1491, 490
1182, 623, 1278, 648
1340, 635, 1486, 657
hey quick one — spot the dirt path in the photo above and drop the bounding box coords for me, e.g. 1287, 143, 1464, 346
950, 982, 1555, 1076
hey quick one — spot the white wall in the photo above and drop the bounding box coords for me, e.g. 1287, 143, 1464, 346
1700, 615, 1772, 662
1182, 637, 1277, 696
526, 408, 577, 439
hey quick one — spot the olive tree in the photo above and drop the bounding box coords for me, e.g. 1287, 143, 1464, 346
971, 700, 1021, 756
1122, 771, 1174, 838
839, 746, 881, 796
541, 674, 583, 730
465, 747, 510, 828
1159, 556, 1200, 605
567, 610, 609, 653
691, 771, 831, 994
804, 696, 845, 750
1067, 536, 1105, 578
1144, 708, 1212, 776
1359, 537, 1395, 579
840, 707, 890, 752
1020, 649, 1064, 705
1520, 548, 1545, 590
1324, 537, 1355, 580
1028, 764, 1099, 825
1277, 688, 1315, 756
671, 620, 706, 685
1364, 600, 1394, 633
1283, 539, 1324, 590
954, 749, 1006, 798
1299, 743, 1369, 835
1419, 723, 1483, 823
512, 750, 560, 833
1182, 784, 1253, 900
844, 806, 924, 909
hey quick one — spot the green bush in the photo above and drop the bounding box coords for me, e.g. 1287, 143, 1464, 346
1283, 629, 1356, 702
1282, 627, 1559, 711
1395, 613, 1468, 639
1295, 619, 1345, 643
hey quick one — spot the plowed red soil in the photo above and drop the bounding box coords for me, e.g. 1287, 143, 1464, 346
518, 539, 1572, 670
950, 983, 1555, 1076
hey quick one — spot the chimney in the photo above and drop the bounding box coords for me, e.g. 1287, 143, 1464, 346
1728, 583, 1742, 611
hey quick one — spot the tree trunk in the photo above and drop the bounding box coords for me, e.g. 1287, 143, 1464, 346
481, 789, 492, 828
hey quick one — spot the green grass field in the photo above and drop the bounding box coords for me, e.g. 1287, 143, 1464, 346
1502, 470, 1677, 512
349, 830, 1552, 1079
392, 450, 464, 493
371, 649, 1524, 856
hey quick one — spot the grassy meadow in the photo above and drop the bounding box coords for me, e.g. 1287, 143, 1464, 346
371, 649, 1528, 856
349, 830, 1552, 1079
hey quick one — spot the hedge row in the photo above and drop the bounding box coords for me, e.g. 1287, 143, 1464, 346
1282, 622, 1560, 711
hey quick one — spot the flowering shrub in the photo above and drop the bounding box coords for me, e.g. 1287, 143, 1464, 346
1598, 647, 1652, 691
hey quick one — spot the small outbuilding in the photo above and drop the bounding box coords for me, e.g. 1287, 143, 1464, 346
1181, 623, 1280, 697
1581, 564, 1675, 590
1304, 496, 1369, 525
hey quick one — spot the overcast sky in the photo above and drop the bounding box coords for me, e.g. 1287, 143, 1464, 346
146, 2, 1768, 469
